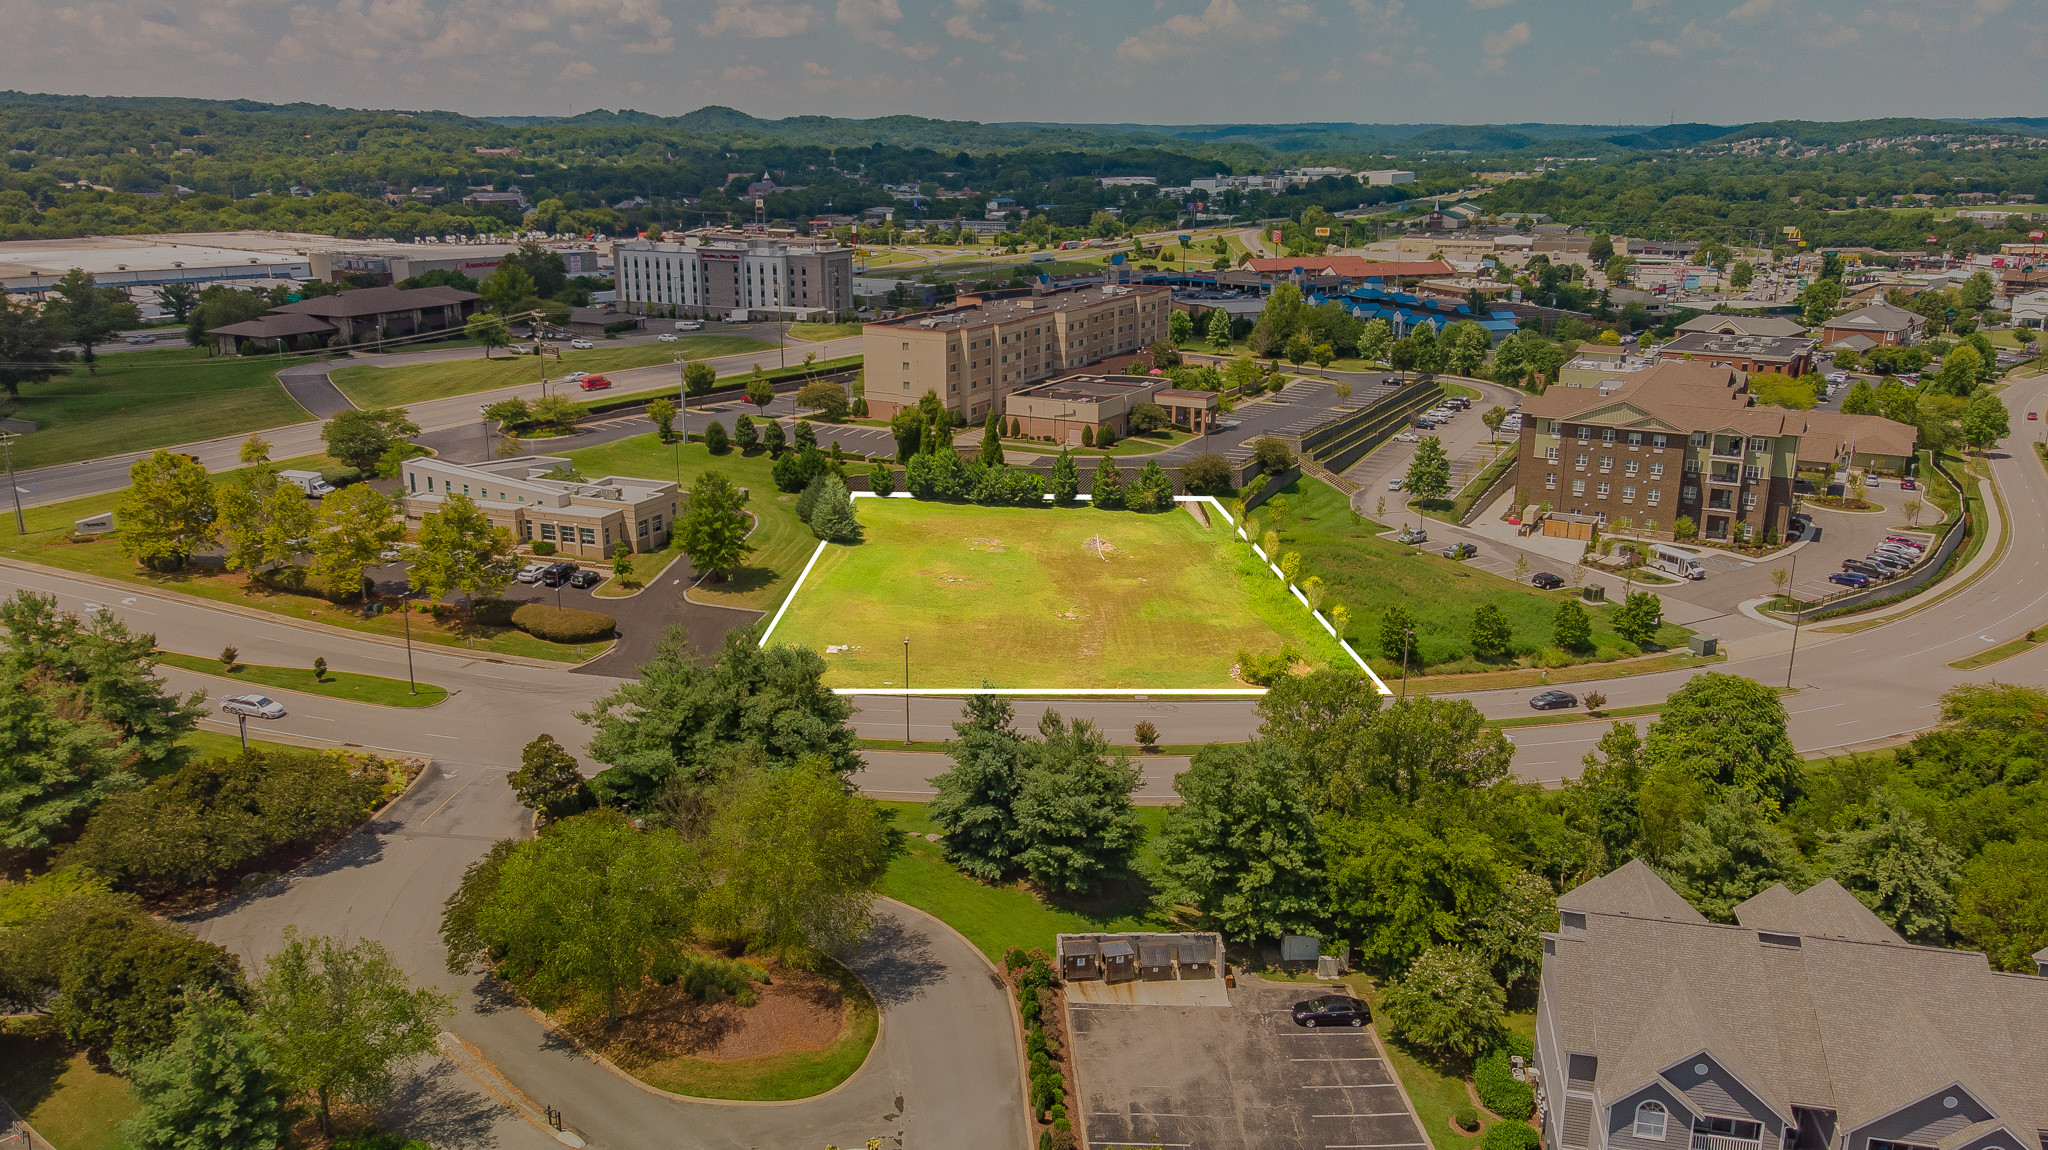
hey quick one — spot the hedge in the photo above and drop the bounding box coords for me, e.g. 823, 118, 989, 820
1483, 1122, 1541, 1150
1476, 1048, 1536, 1120
510, 602, 617, 643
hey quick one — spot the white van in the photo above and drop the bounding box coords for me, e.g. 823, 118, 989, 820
1650, 544, 1706, 580
278, 469, 335, 497
674, 320, 703, 331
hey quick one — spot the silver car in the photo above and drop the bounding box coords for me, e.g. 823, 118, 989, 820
220, 693, 286, 719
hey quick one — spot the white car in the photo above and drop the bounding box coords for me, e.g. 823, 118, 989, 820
569, 339, 595, 350
515, 561, 550, 584
124, 333, 156, 344
562, 370, 590, 382
220, 693, 286, 719
379, 547, 410, 562
675, 320, 703, 331
656, 333, 678, 342
1389, 477, 1405, 490
1393, 431, 1420, 442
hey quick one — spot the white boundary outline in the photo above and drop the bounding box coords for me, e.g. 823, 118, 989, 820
757, 489, 1394, 697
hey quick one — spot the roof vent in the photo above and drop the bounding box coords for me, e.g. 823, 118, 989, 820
1758, 930, 1802, 947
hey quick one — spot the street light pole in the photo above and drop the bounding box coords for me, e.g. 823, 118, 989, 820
902, 637, 911, 745
0, 432, 22, 535
401, 594, 417, 696
1784, 549, 1801, 690
675, 352, 686, 487
238, 712, 249, 751
1399, 628, 1414, 700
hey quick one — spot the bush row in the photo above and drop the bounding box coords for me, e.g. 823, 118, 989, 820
1475, 1044, 1536, 1121
1007, 948, 1074, 1150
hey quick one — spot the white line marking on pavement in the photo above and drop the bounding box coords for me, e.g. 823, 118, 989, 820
1292, 1057, 1385, 1062
1313, 1112, 1413, 1119
424, 733, 461, 739
1298, 1083, 1401, 1089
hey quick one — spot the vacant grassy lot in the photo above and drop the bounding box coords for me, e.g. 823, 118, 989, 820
561, 435, 818, 612
1258, 477, 1691, 674
330, 335, 772, 408
772, 498, 1343, 688
3, 347, 312, 470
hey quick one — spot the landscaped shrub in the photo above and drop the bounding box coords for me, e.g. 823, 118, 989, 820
510, 603, 617, 643
1455, 1107, 1481, 1132
1235, 646, 1299, 686
1476, 1048, 1536, 1120
531, 539, 558, 556
1482, 1122, 1541, 1150
318, 466, 363, 489
67, 749, 387, 894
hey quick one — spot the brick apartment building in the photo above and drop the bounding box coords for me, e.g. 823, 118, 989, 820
861, 283, 1171, 422
1516, 361, 1912, 544
1655, 331, 1818, 378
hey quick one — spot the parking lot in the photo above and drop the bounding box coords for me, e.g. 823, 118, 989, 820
1071, 976, 1427, 1150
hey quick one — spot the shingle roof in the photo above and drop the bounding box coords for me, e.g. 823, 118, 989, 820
1826, 301, 1920, 335
1659, 331, 1818, 361
272, 284, 478, 318
1546, 866, 2048, 1144
204, 313, 339, 339
1676, 314, 1810, 338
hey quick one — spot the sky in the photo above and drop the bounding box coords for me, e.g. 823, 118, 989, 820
0, 0, 2042, 127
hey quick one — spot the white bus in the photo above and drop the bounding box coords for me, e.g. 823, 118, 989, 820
1650, 544, 1706, 580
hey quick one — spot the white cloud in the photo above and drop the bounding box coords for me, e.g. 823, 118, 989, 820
1468, 0, 1515, 8
722, 63, 767, 82
1725, 0, 1778, 24
1633, 38, 1682, 55
1806, 12, 1859, 46
1115, 0, 1294, 64
835, 0, 900, 42
946, 12, 994, 40
553, 59, 597, 83
697, 3, 817, 38
998, 42, 1029, 61
1320, 66, 1342, 82
1480, 19, 1530, 72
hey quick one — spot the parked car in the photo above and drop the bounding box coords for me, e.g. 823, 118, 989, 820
1413, 417, 1437, 430
675, 320, 703, 331
1530, 571, 1566, 590
1900, 477, 1919, 490
1441, 542, 1476, 560
1292, 995, 1369, 1028
577, 374, 613, 391
1394, 527, 1428, 545
220, 693, 285, 719
124, 333, 156, 344
1865, 554, 1910, 574
2030, 411, 2039, 421
1829, 570, 1873, 588
515, 561, 550, 584
1843, 559, 1894, 580
657, 333, 678, 342
539, 562, 578, 587
1530, 689, 1579, 711
1392, 431, 1419, 443
1388, 477, 1405, 490
568, 569, 602, 589
569, 338, 595, 350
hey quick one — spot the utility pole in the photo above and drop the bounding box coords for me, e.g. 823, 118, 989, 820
401, 593, 417, 696
0, 432, 22, 534
1784, 549, 1801, 689
675, 352, 686, 487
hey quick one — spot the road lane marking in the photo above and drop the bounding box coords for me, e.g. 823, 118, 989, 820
1292, 1057, 1385, 1062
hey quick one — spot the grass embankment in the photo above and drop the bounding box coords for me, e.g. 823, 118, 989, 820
787, 322, 864, 342
180, 727, 304, 758
560, 436, 815, 613
621, 957, 879, 1101
154, 651, 449, 707
2, 347, 311, 470
993, 429, 1195, 458
330, 335, 772, 407
1418, 444, 1514, 525
0, 1022, 137, 1150
875, 802, 1173, 962
771, 499, 1345, 689
0, 457, 603, 664
1260, 477, 1692, 674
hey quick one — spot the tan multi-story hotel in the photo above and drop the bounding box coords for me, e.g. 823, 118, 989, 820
862, 283, 1172, 422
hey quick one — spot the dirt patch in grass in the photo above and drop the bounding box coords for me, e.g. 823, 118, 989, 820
570, 958, 846, 1067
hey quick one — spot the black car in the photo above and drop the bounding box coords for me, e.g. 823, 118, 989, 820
1442, 542, 1476, 560
539, 562, 578, 587
568, 569, 602, 589
1530, 689, 1579, 711
1292, 995, 1370, 1028
1530, 571, 1565, 590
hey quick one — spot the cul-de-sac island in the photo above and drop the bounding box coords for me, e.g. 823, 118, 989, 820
3, 10, 2048, 1150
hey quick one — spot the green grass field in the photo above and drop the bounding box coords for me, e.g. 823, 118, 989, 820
1260, 477, 1692, 674
788, 322, 863, 341
329, 335, 773, 408
3, 347, 312, 470
770, 498, 1345, 689
0, 1023, 136, 1150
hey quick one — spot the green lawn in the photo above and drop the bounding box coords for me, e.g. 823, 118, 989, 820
624, 958, 878, 1101
179, 727, 303, 759
561, 436, 821, 612
1258, 477, 1691, 674
329, 336, 773, 408
771, 499, 1345, 689
875, 802, 1174, 962
154, 651, 449, 707
3, 347, 312, 470
0, 460, 603, 664
788, 322, 863, 341
0, 1024, 137, 1150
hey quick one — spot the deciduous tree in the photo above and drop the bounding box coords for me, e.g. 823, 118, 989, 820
309, 484, 401, 600
1404, 436, 1451, 502
1157, 740, 1326, 940
409, 492, 514, 609
1642, 672, 1801, 809
675, 469, 753, 582
509, 734, 594, 822
1656, 793, 1809, 921
42, 268, 140, 374
118, 450, 218, 570
1380, 945, 1505, 1060
320, 408, 419, 473
1824, 791, 1959, 944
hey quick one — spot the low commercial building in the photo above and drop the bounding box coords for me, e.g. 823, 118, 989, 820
862, 283, 1172, 422
1655, 331, 1817, 378
611, 227, 854, 320
205, 284, 479, 353
1537, 860, 2048, 1150
399, 456, 679, 560
1675, 313, 1810, 339
1515, 361, 1913, 544
1820, 301, 1924, 348
1003, 374, 1218, 445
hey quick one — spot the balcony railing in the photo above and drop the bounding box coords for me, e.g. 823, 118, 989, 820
1707, 471, 1742, 486
1711, 445, 1743, 458
1692, 1134, 1763, 1150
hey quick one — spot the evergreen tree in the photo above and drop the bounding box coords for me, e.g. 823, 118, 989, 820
733, 414, 759, 453
1206, 306, 1232, 349
1091, 457, 1126, 508
868, 461, 896, 497
760, 418, 786, 456
1081, 424, 1095, 448
793, 419, 816, 451
1128, 460, 1174, 511
702, 419, 730, 454
928, 694, 1030, 881
808, 475, 861, 541
1552, 598, 1593, 651
1049, 450, 1081, 504
980, 408, 1005, 466
1824, 791, 1960, 943
121, 990, 291, 1150
1097, 421, 1118, 448
1012, 711, 1141, 894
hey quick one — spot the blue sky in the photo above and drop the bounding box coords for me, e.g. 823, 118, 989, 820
3, 0, 2042, 125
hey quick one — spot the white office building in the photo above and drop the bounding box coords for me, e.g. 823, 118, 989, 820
611, 228, 853, 320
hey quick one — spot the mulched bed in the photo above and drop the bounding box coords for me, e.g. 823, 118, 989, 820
566, 958, 847, 1070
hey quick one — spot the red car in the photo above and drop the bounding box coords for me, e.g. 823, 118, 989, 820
2030, 411, 2039, 421
577, 374, 613, 391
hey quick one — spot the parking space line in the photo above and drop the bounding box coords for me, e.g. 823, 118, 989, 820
1091, 1143, 1194, 1148
1291, 1056, 1385, 1062
1297, 1083, 1401, 1089
1313, 1111, 1413, 1118
1326, 1143, 1431, 1148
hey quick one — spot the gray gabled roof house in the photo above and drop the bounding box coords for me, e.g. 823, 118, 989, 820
1537, 861, 2048, 1150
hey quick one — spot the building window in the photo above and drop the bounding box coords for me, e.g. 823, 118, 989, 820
1574, 453, 1590, 469
1600, 456, 1614, 472
1744, 491, 1758, 510
426, 476, 434, 491
1627, 432, 1643, 446
1653, 434, 1668, 449
1690, 432, 1707, 447
1577, 427, 1591, 442
1624, 485, 1639, 502
637, 518, 649, 537
1572, 479, 1586, 496
1596, 482, 1611, 498
1745, 464, 1762, 479
1625, 460, 1640, 476
1650, 463, 1665, 479
1602, 428, 1617, 443
1684, 459, 1702, 473
1546, 472, 1558, 490
1749, 438, 1768, 453
579, 527, 596, 545
652, 514, 663, 534
1683, 486, 1698, 501
540, 524, 556, 541
1545, 446, 1559, 462
1647, 489, 1662, 506
1635, 1103, 1668, 1141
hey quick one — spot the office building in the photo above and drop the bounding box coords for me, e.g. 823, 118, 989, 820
400, 455, 679, 560
862, 283, 1172, 422
610, 228, 853, 319
1003, 374, 1219, 445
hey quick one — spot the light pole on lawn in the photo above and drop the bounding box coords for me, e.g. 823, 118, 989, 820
903, 637, 911, 745
1398, 627, 1415, 700
0, 431, 22, 534
237, 711, 249, 751
400, 589, 417, 696
675, 352, 686, 487
1784, 548, 1802, 690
